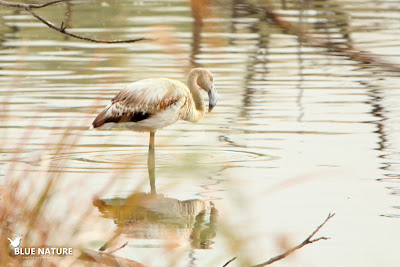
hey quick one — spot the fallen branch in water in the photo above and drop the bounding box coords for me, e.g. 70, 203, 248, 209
79, 249, 146, 267
0, 0, 149, 43
223, 213, 335, 267
261, 2, 400, 73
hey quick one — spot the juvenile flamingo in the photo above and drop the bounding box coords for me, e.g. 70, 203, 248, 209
91, 68, 217, 193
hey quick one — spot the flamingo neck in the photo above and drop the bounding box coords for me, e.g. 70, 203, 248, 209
187, 72, 205, 122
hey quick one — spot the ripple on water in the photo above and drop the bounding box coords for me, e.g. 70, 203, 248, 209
48, 147, 273, 172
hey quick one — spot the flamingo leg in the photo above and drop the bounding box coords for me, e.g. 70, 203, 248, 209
148, 131, 156, 195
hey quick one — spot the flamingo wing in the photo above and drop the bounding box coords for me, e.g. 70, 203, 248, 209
92, 78, 188, 129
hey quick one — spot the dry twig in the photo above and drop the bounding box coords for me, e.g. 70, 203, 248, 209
0, 0, 149, 43
222, 257, 237, 267
105, 241, 128, 255
0, 0, 66, 9
252, 213, 335, 267
79, 249, 146, 267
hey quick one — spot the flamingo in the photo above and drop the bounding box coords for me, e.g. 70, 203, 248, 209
91, 68, 217, 194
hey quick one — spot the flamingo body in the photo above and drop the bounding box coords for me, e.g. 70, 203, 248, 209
91, 68, 217, 194
92, 78, 194, 132
92, 69, 216, 131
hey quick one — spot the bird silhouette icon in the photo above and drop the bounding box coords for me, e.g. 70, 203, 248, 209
8, 237, 22, 248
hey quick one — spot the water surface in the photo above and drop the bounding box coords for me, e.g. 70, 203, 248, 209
1, 0, 400, 266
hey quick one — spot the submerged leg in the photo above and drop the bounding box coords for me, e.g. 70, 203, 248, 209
148, 131, 156, 195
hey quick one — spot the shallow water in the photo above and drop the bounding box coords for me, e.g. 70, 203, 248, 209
1, 0, 400, 266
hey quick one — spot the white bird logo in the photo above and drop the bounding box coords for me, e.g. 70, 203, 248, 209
8, 237, 22, 248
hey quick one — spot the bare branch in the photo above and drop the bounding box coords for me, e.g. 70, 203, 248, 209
79, 249, 146, 267
251, 213, 335, 267
0, 0, 149, 44
105, 241, 128, 255
0, 0, 67, 9
25, 7, 148, 43
222, 257, 237, 267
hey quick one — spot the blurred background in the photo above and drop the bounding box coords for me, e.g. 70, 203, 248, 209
1, 0, 400, 266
